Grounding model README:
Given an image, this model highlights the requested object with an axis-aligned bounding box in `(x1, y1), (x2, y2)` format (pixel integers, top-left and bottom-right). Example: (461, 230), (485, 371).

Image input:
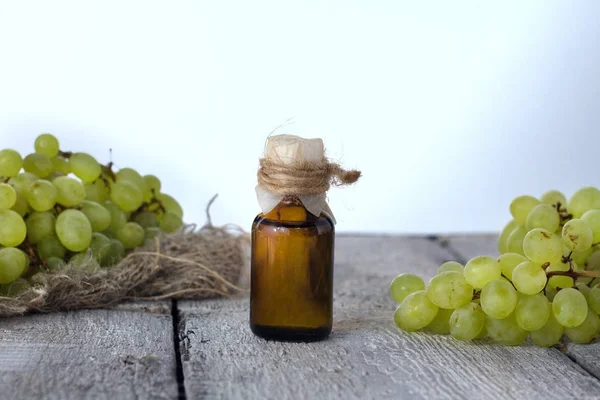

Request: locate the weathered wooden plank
(178, 236), (600, 399)
(445, 234), (600, 380)
(440, 234), (499, 262)
(0, 308), (178, 400)
(111, 300), (172, 315)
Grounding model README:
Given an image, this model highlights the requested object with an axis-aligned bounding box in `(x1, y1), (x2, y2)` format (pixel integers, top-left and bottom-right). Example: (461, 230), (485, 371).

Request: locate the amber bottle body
(250, 196), (334, 341)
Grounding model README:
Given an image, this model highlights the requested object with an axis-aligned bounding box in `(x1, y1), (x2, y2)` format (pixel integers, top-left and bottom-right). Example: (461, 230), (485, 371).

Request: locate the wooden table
(2, 235), (600, 400)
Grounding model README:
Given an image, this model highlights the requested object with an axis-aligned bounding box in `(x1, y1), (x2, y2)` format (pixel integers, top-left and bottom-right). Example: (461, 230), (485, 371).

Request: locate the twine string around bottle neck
(257, 158), (361, 196)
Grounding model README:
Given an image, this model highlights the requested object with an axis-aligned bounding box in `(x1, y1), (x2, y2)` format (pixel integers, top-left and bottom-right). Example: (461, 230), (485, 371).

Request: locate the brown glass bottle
(250, 195), (334, 341)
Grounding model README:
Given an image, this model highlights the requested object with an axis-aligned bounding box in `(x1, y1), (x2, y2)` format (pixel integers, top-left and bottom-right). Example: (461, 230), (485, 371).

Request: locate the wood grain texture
(441, 234), (499, 262)
(445, 234), (600, 380)
(0, 307), (178, 400)
(179, 236), (600, 400)
(111, 300), (172, 315)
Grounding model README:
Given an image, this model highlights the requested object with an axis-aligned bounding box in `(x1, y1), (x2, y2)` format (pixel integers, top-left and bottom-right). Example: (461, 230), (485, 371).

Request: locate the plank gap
(432, 236), (468, 264)
(558, 337), (600, 380)
(171, 299), (187, 400)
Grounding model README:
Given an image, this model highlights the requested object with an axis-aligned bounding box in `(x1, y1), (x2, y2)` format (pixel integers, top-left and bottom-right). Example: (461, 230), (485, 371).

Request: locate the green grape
(0, 183), (17, 210)
(111, 181), (143, 212)
(510, 195), (540, 225)
(572, 247), (593, 266)
(134, 211), (159, 229)
(530, 312), (563, 347)
(160, 211), (183, 233)
(389, 273), (425, 304)
(69, 152), (101, 183)
(522, 228), (562, 264)
(102, 239), (125, 266)
(84, 180), (109, 203)
(51, 155), (70, 174)
(540, 190), (567, 207)
(568, 187), (600, 219)
(506, 225), (527, 255)
(485, 312), (528, 345)
(545, 286), (558, 302)
(0, 247), (28, 284)
(80, 200), (111, 232)
(586, 251), (600, 271)
(449, 303), (485, 341)
(102, 229), (116, 239)
(515, 293), (550, 331)
(34, 133), (60, 158)
(116, 222), (145, 249)
(427, 271), (473, 309)
(393, 290), (439, 332)
(145, 227), (162, 240)
(0, 278), (31, 296)
(0, 210), (27, 247)
(464, 256), (501, 289)
(52, 176), (86, 207)
(26, 179), (57, 212)
(25, 211), (56, 244)
(576, 282), (591, 301)
(475, 324), (488, 339)
(11, 193), (29, 217)
(45, 256), (65, 270)
(37, 235), (67, 260)
(69, 252), (100, 273)
(526, 204), (559, 233)
(480, 279), (517, 319)
(588, 285), (600, 314)
(23, 153), (52, 178)
(553, 287), (588, 327)
(0, 149), (23, 177)
(497, 253), (527, 281)
(426, 308), (453, 334)
(90, 232), (112, 264)
(498, 220), (519, 254)
(9, 172), (39, 193)
(55, 209), (93, 252)
(157, 193), (183, 218)
(582, 210), (600, 243)
(437, 261), (463, 274)
(565, 308), (600, 344)
(512, 261), (547, 295)
(562, 219), (594, 252)
(46, 171), (64, 181)
(104, 200), (127, 231)
(143, 174), (161, 198)
(116, 167), (146, 191)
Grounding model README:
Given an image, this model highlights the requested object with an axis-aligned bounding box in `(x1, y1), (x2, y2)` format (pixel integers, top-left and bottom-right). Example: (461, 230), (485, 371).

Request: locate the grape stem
(546, 270), (600, 279)
(541, 262), (550, 270)
(101, 162), (116, 182)
(131, 192), (166, 220)
(555, 201), (573, 225)
(17, 241), (48, 272)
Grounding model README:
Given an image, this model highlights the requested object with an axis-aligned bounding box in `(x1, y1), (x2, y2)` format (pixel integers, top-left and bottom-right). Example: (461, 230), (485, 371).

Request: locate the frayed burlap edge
(0, 222), (250, 317)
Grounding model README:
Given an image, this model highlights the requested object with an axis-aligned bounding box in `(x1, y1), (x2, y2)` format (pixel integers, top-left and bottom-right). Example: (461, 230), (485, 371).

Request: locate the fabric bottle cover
(255, 134), (335, 221)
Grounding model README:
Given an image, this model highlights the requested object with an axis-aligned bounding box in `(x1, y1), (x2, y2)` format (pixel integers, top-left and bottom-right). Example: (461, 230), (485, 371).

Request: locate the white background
(0, 1), (598, 234)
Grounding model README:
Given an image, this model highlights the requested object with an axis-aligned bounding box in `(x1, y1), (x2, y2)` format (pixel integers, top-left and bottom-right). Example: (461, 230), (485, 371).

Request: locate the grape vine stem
(546, 270), (600, 279)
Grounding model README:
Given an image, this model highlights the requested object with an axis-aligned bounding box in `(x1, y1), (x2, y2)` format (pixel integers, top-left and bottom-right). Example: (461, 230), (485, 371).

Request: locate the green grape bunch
(0, 133), (185, 294)
(390, 188), (600, 347)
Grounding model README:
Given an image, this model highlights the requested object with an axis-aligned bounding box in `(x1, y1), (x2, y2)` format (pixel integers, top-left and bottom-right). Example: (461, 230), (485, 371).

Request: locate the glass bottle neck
(263, 196), (319, 222)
